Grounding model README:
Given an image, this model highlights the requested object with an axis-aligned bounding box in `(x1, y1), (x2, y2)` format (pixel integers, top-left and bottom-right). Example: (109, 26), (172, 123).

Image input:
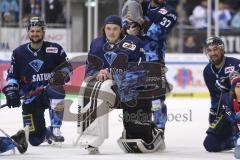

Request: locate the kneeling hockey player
(2, 17), (72, 146)
(77, 15), (165, 154)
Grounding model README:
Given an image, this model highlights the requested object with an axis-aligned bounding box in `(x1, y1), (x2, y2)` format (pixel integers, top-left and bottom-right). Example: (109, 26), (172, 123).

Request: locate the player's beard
(29, 36), (44, 44)
(210, 53), (224, 66)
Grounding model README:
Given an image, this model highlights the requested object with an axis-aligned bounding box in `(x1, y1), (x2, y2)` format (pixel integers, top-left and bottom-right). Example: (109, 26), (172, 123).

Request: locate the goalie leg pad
(119, 99), (164, 153)
(77, 77), (116, 147)
(117, 128), (164, 153)
(122, 99), (152, 143)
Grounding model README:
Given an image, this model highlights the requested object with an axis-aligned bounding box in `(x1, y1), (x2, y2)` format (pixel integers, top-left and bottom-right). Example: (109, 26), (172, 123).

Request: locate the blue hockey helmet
(204, 36), (225, 55)
(27, 17), (46, 31)
(204, 36), (224, 50)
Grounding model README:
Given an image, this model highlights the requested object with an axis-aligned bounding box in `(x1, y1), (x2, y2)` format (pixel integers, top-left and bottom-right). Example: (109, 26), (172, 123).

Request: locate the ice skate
(11, 130), (28, 154)
(86, 145), (99, 154)
(47, 127), (64, 146)
(234, 137), (240, 159)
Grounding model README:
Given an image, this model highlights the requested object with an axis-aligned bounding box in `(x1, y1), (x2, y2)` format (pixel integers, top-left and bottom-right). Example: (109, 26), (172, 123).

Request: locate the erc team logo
(224, 66), (235, 74)
(122, 42), (136, 51)
(46, 47), (58, 53)
(158, 8), (168, 15)
(104, 51), (117, 65)
(174, 68), (193, 88)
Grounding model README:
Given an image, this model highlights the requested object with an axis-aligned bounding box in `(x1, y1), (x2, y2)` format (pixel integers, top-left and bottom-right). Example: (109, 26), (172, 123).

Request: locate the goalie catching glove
(49, 70), (69, 85)
(2, 83), (21, 108)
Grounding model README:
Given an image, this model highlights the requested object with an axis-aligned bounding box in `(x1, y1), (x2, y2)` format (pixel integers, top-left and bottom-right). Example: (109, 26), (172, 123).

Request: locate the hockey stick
(0, 85), (48, 109)
(0, 103), (8, 109)
(216, 92), (223, 117)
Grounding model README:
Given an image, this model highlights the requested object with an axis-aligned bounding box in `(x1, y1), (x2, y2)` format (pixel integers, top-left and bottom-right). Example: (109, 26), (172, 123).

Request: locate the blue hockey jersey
(86, 34), (144, 76)
(6, 41), (72, 104)
(203, 57), (240, 111)
(142, 1), (177, 62)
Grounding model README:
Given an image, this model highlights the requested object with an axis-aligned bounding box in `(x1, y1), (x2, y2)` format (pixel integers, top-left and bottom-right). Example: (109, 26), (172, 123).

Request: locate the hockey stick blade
(0, 103), (8, 109)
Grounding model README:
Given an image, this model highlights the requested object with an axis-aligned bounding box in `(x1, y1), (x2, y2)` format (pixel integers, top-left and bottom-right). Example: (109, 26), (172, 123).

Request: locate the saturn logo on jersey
(122, 42), (136, 51)
(32, 73), (52, 82)
(29, 59), (44, 72)
(46, 47), (58, 53)
(104, 51), (118, 65)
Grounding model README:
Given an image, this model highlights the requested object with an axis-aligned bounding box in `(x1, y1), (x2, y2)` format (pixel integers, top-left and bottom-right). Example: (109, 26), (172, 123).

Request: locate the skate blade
(158, 140), (166, 150)
(12, 148), (16, 155)
(87, 148), (99, 154)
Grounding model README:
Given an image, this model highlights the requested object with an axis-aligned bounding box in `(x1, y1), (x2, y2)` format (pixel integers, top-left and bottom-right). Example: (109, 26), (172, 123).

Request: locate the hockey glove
(2, 83), (21, 108)
(49, 70), (69, 85)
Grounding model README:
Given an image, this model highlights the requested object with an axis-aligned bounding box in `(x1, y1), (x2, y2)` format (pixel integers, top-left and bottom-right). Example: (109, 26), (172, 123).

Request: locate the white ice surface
(0, 98), (236, 160)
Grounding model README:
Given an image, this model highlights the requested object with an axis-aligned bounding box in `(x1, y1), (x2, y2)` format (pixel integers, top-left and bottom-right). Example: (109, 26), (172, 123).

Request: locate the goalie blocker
(76, 76), (165, 153)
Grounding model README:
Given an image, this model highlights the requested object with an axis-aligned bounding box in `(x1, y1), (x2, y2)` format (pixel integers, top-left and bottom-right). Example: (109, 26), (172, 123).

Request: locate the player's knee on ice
(203, 135), (222, 152)
(204, 113), (235, 152)
(28, 129), (46, 146)
(203, 134), (234, 152)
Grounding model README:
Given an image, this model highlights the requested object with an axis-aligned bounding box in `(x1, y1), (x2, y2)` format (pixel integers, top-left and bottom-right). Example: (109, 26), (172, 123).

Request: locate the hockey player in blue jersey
(203, 36), (240, 152)
(141, 0), (177, 145)
(77, 15), (164, 154)
(0, 129), (28, 154)
(2, 17), (72, 146)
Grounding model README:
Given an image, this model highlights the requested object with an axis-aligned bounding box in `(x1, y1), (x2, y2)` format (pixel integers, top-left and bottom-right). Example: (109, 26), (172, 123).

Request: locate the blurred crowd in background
(0, 0), (64, 26)
(0, 0), (240, 53)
